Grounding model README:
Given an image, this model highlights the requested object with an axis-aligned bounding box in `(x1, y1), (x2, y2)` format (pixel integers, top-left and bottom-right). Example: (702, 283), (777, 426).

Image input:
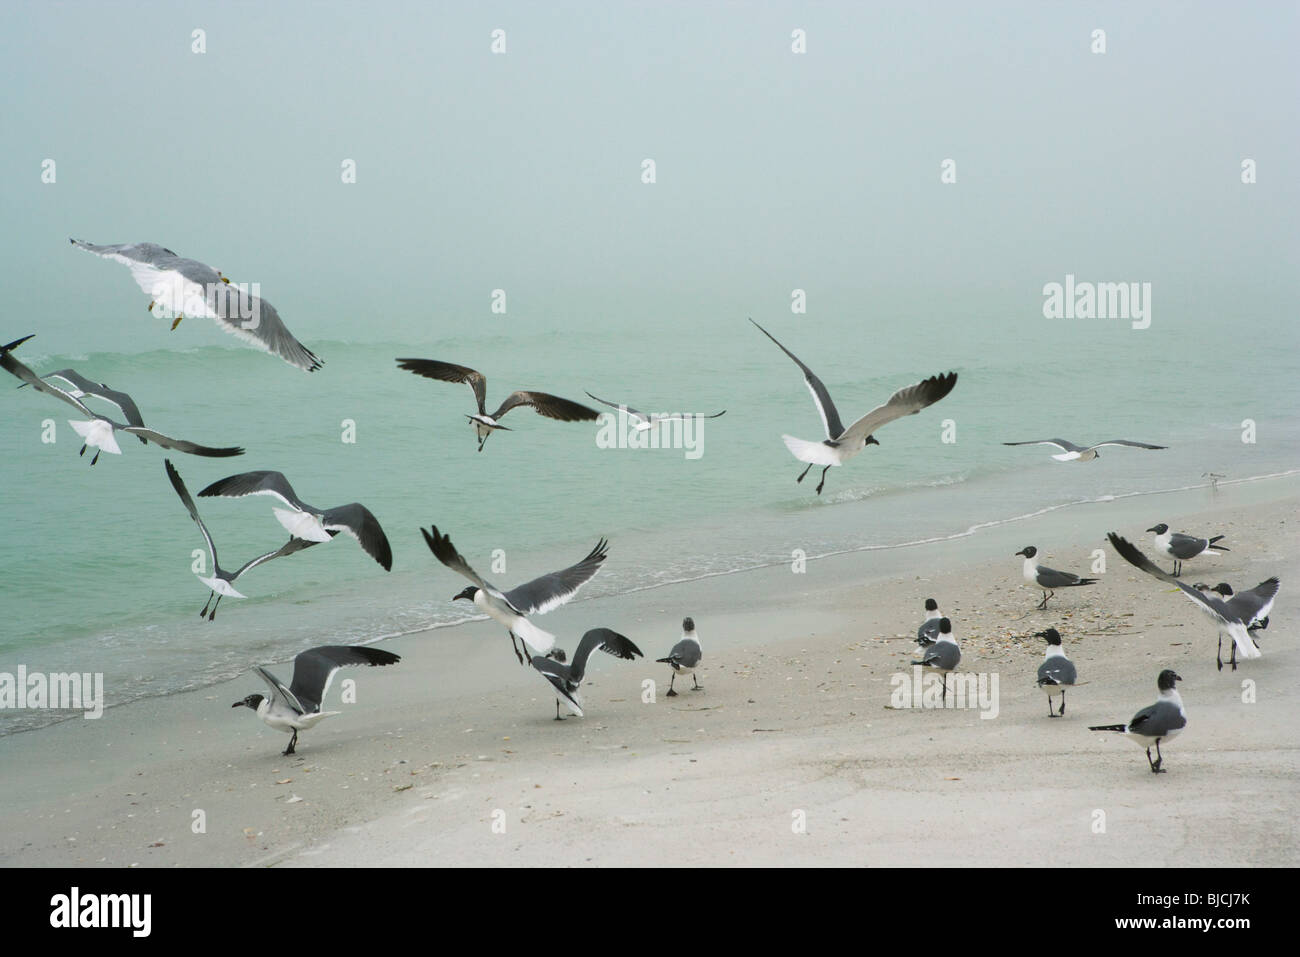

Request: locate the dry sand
(2, 473), (1296, 867)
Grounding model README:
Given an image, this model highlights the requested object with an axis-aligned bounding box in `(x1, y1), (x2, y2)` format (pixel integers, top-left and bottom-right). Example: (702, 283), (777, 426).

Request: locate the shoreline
(4, 467), (1296, 740)
(1, 471), (1296, 866)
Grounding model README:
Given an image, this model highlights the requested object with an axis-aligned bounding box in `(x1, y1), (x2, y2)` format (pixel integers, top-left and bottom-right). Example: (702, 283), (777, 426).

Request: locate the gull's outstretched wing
(1, 336), (96, 418)
(1003, 439), (1084, 452)
(503, 538), (609, 616)
(286, 645), (401, 715)
(490, 391), (600, 423)
(43, 369), (146, 434)
(1086, 440), (1167, 452)
(396, 359), (488, 415)
(121, 426), (244, 457)
(749, 318), (843, 440)
(166, 459), (220, 572)
(420, 525), (494, 592)
(837, 372), (958, 444)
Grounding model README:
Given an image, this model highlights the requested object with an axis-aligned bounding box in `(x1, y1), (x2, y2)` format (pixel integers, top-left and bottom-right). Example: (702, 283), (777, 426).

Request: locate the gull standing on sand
(1108, 532), (1272, 671)
(583, 392), (726, 431)
(1, 336), (244, 465)
(910, 617), (960, 705)
(1147, 523), (1228, 577)
(198, 470), (393, 571)
(1035, 628), (1077, 717)
(420, 525), (609, 665)
(70, 240), (322, 372)
(1089, 670), (1186, 773)
(530, 628), (643, 720)
(232, 645), (401, 755)
(1015, 546), (1098, 610)
(749, 318), (957, 496)
(166, 460), (318, 620)
(657, 617), (702, 696)
(915, 598), (943, 648)
(396, 358), (600, 451)
(1002, 438), (1166, 462)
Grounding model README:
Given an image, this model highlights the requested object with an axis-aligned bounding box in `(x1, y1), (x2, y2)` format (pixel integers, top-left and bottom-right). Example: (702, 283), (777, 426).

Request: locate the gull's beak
(231, 701), (246, 709)
(1145, 526), (1160, 533)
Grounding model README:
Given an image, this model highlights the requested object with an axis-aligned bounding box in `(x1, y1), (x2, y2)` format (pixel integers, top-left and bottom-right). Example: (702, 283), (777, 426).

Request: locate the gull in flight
(530, 628), (643, 720)
(2, 335), (244, 465)
(71, 239), (322, 372)
(166, 459), (317, 620)
(749, 318), (957, 495)
(1002, 438), (1166, 462)
(198, 470), (393, 571)
(584, 392), (726, 431)
(421, 525), (609, 664)
(233, 645), (401, 755)
(1107, 532), (1272, 670)
(396, 358), (599, 451)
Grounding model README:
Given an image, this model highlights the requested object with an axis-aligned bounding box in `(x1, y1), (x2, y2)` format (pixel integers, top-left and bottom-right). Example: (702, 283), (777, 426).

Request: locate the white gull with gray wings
(1089, 670), (1186, 773)
(1, 335), (244, 465)
(1002, 437), (1166, 462)
(198, 470), (393, 571)
(748, 318), (957, 495)
(656, 617), (702, 696)
(70, 240), (322, 372)
(396, 358), (599, 451)
(1035, 628), (1077, 717)
(232, 645), (401, 755)
(1108, 532), (1270, 670)
(166, 459), (319, 620)
(1015, 546), (1098, 609)
(421, 525), (608, 665)
(584, 391), (726, 431)
(910, 617), (960, 705)
(530, 628), (643, 720)
(1147, 523), (1228, 577)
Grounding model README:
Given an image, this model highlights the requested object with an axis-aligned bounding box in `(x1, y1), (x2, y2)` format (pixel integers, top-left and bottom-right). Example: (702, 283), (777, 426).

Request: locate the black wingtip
(1, 334), (35, 354)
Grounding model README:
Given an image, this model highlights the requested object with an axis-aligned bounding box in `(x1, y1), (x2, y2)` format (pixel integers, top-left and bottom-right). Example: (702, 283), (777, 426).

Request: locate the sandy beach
(2, 473), (1296, 868)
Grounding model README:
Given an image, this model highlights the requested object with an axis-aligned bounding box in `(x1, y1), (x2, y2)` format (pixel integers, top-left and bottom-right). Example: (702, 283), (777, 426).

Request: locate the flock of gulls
(5, 239), (1283, 773)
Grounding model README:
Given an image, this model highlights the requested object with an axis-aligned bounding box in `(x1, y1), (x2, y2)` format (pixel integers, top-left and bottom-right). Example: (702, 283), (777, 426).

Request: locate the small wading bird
(1002, 437), (1166, 462)
(584, 392), (726, 431)
(657, 617), (703, 696)
(166, 460), (317, 620)
(421, 525), (609, 664)
(1015, 546), (1098, 609)
(70, 240), (322, 372)
(530, 628), (643, 720)
(1147, 523), (1228, 577)
(1109, 532), (1272, 671)
(1089, 670), (1186, 773)
(1, 335), (244, 464)
(910, 617), (960, 705)
(232, 645), (401, 755)
(198, 470), (393, 571)
(749, 318), (957, 495)
(396, 358), (599, 451)
(1035, 628), (1077, 717)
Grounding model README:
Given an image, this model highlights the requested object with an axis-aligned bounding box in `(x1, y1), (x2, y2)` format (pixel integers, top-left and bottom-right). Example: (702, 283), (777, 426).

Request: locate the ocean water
(2, 308), (1298, 734)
